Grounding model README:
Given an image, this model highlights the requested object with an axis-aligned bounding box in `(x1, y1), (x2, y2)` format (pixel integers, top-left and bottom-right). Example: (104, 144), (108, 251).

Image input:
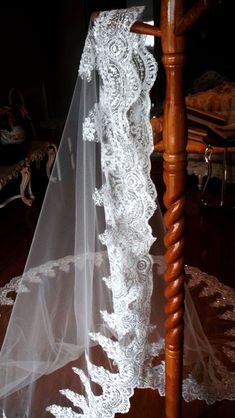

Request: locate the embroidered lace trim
(1, 7), (235, 416)
(1, 259), (235, 409)
(48, 7), (159, 416)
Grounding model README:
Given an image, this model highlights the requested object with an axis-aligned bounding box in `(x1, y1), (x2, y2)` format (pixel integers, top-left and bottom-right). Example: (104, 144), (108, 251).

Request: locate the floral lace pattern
(186, 265), (235, 333)
(47, 6), (159, 417)
(184, 266), (235, 403)
(1, 260), (235, 409)
(1, 7), (235, 417)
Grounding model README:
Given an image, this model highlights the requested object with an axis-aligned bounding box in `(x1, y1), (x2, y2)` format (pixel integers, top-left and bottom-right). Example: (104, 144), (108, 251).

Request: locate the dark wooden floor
(0, 158), (234, 417)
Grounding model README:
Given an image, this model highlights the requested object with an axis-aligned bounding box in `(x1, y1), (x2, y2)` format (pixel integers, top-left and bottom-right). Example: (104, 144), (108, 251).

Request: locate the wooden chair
(0, 159), (33, 208)
(0, 86), (58, 208)
(0, 141), (57, 209)
(201, 131), (235, 206)
(153, 113), (235, 204)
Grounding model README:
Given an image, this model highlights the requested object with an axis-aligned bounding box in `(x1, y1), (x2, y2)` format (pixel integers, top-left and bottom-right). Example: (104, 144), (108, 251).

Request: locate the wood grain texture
(161, 1), (187, 417)
(131, 21), (161, 37)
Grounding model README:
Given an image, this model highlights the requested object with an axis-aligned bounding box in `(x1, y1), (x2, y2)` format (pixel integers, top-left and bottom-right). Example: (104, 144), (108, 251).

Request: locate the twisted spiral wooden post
(163, 161), (186, 418)
(161, 1), (187, 417)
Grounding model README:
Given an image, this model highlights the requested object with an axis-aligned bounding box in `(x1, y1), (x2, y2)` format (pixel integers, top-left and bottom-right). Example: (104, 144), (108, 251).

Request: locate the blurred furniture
(0, 141), (57, 209)
(186, 71), (235, 124)
(201, 129), (235, 206)
(0, 84), (61, 208)
(152, 72), (235, 206)
(186, 72), (235, 197)
(186, 92), (235, 205)
(0, 159), (32, 208)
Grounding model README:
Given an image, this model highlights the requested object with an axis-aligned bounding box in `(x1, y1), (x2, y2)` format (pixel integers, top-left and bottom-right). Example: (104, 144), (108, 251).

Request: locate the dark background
(0, 0), (234, 119)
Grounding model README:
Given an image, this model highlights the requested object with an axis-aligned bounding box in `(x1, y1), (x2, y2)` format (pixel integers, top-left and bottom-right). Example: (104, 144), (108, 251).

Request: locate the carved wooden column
(159, 1), (222, 416)
(131, 2), (221, 415)
(160, 2), (187, 417)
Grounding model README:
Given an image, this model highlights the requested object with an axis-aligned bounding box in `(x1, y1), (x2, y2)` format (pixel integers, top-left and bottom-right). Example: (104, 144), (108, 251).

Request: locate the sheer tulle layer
(0, 7), (234, 418)
(0, 261), (235, 412)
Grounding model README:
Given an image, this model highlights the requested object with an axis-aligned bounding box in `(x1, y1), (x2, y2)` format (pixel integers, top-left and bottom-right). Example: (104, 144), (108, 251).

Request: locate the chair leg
(201, 145), (213, 205)
(20, 165), (33, 206)
(46, 145), (57, 178)
(197, 174), (203, 191)
(220, 148), (227, 207)
(27, 174), (35, 201)
(0, 165), (33, 209)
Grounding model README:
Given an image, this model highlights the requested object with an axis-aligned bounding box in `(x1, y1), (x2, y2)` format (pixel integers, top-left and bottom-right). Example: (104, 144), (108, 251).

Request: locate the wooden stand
(132, 1), (221, 417)
(160, 2), (187, 417)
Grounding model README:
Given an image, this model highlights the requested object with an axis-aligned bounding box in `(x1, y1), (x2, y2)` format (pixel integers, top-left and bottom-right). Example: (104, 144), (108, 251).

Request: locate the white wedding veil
(0, 7), (234, 418)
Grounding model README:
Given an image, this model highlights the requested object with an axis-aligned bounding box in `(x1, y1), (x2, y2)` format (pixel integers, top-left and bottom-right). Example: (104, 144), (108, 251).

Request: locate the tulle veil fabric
(0, 6), (234, 418)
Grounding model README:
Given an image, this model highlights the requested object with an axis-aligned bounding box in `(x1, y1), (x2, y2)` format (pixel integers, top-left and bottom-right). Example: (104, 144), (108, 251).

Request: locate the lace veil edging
(0, 6), (234, 418)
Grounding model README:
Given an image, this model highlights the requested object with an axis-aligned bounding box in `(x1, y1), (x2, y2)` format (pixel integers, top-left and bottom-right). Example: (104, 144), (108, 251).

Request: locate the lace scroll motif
(1, 261), (235, 408)
(47, 6), (159, 417)
(78, 28), (96, 82)
(2, 6), (234, 417)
